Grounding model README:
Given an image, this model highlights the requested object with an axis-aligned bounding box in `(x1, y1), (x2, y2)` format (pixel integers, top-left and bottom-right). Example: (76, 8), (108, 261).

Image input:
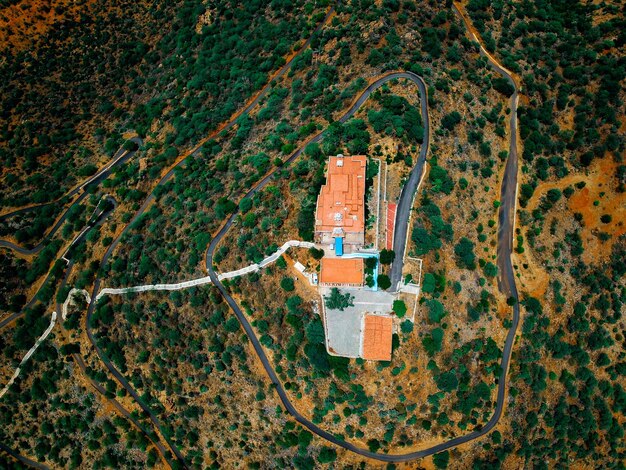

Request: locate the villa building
(314, 154), (366, 250)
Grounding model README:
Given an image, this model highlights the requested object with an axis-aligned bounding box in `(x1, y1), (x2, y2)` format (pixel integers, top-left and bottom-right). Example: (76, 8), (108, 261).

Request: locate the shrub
(393, 300), (407, 318)
(379, 249), (395, 265)
(454, 237), (476, 269)
(324, 288), (354, 311)
(280, 277), (295, 292)
(377, 274), (392, 290)
(309, 247), (324, 260)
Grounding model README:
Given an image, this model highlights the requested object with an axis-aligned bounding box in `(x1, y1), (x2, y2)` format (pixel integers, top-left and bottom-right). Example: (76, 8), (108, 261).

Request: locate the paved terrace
(321, 287), (395, 358)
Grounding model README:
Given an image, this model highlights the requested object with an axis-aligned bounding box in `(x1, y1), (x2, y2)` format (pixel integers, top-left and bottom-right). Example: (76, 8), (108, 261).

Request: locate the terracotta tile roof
(319, 258), (364, 286)
(362, 315), (392, 361)
(315, 155), (366, 234)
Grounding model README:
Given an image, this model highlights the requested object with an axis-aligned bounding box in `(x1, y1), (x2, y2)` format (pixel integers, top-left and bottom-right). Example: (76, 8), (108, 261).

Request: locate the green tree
(318, 447), (337, 464)
(377, 274), (392, 290)
(433, 451), (450, 468)
(367, 439), (381, 453)
(546, 188), (562, 203)
(427, 299), (446, 323)
(422, 328), (444, 356)
(400, 320), (414, 334)
(422, 272), (436, 293)
(309, 247), (325, 260)
(224, 317), (240, 333)
(305, 318), (325, 344)
(441, 111), (462, 130)
(365, 256), (378, 270)
(454, 237), (476, 269)
(280, 277), (295, 292)
(492, 77), (514, 96)
(239, 198), (253, 213)
(483, 261), (498, 277)
(324, 288), (354, 311)
(379, 249), (395, 265)
(393, 300), (407, 318)
(123, 139), (139, 151)
(436, 371), (458, 392)
(412, 226), (441, 255)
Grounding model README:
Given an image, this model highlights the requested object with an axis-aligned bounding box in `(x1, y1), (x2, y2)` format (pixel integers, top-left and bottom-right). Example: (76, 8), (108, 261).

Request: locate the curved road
(1, 5), (341, 468)
(3, 2), (522, 465)
(0, 442), (49, 470)
(0, 196), (118, 331)
(204, 15), (521, 464)
(388, 78), (429, 291)
(0, 137), (142, 255)
(85, 287), (188, 467)
(203, 71), (495, 461)
(54, 266), (174, 468)
(78, 6), (342, 469)
(1, 194), (177, 467)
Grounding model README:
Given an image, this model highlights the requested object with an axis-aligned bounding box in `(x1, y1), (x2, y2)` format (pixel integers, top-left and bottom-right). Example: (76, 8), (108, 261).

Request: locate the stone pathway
(96, 240), (314, 299)
(0, 312), (57, 400)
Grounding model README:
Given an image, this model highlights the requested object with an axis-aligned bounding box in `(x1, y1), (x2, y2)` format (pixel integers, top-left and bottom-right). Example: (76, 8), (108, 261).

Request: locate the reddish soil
(567, 158), (625, 263)
(0, 0), (96, 52)
(386, 202), (397, 250)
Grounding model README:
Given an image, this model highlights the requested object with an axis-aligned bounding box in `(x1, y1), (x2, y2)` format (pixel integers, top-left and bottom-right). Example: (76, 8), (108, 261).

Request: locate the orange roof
(315, 156), (366, 234)
(320, 258), (363, 285)
(362, 315), (392, 361)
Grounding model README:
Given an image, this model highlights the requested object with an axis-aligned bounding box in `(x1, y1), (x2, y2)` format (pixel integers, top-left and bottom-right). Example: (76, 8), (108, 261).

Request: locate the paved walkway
(62, 289), (91, 320)
(0, 312), (57, 400)
(96, 240), (314, 299)
(2, 240), (314, 399)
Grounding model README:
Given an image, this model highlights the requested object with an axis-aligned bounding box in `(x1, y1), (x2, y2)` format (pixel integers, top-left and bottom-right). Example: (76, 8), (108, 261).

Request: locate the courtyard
(320, 287), (395, 359)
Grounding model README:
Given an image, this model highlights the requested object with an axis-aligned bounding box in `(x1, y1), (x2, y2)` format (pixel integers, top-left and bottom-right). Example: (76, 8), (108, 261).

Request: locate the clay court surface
(320, 257), (364, 286)
(386, 202), (396, 250)
(362, 315), (393, 361)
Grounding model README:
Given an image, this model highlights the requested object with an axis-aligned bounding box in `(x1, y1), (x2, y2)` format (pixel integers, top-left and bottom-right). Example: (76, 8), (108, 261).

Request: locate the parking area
(321, 287), (395, 358)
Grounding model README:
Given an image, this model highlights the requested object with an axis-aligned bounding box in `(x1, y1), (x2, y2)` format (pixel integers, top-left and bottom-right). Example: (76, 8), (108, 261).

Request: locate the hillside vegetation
(0, 0), (624, 468)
